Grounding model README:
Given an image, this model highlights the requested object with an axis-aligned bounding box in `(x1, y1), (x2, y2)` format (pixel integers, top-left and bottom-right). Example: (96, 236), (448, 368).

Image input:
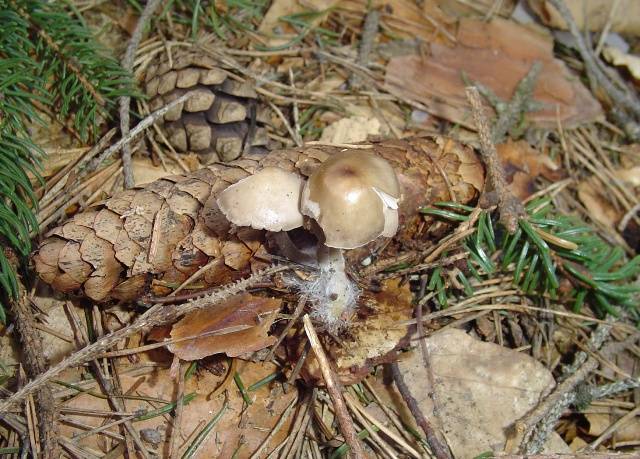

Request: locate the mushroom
(300, 151), (401, 324)
(216, 151), (401, 327)
(216, 167), (305, 231)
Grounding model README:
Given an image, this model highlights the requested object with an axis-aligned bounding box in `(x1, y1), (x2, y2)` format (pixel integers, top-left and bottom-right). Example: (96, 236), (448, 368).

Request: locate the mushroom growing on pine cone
(32, 138), (484, 325)
(145, 50), (271, 163)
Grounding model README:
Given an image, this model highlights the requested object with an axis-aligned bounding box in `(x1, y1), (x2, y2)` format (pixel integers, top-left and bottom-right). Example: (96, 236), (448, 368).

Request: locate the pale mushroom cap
(301, 151), (401, 249)
(217, 167), (305, 231)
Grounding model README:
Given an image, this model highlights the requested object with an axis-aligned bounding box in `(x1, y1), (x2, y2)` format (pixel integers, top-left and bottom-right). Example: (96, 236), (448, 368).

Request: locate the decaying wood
(33, 136), (484, 302)
(9, 285), (59, 458)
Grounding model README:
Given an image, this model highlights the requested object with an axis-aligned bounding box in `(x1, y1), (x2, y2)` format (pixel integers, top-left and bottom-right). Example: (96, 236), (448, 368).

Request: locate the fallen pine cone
(145, 50), (270, 163)
(33, 136), (484, 302)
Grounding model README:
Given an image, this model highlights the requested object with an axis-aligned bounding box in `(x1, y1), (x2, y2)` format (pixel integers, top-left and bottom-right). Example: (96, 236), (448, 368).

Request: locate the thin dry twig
(88, 91), (194, 172)
(7, 283), (59, 459)
(0, 265), (287, 413)
(169, 358), (185, 459)
(119, 0), (164, 189)
(546, 0), (640, 133)
(466, 86), (526, 233)
(506, 323), (630, 454)
(349, 8), (380, 90)
(302, 314), (365, 459)
(389, 361), (452, 459)
(63, 302), (150, 458)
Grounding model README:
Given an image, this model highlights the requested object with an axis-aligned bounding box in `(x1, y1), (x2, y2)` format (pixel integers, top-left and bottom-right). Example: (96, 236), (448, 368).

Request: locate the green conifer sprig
(420, 200), (640, 320)
(0, 0), (135, 322)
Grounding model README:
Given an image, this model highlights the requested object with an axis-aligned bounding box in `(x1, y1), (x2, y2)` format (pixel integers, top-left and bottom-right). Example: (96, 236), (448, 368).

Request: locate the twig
(546, 0), (640, 122)
(506, 323), (624, 454)
(302, 314), (365, 459)
(465, 86), (526, 233)
(491, 62), (542, 143)
(389, 361), (452, 459)
(248, 393), (299, 459)
(169, 358), (185, 459)
(588, 404), (640, 450)
(88, 91), (194, 173)
(588, 377), (640, 400)
(349, 9), (380, 89)
(8, 283), (59, 458)
(0, 265), (287, 412)
(119, 0), (164, 189)
(265, 294), (307, 362)
(63, 302), (150, 458)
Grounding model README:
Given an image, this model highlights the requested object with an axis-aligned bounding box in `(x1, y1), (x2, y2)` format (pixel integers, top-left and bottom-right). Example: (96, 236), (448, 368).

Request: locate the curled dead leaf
(497, 140), (564, 200)
(169, 293), (282, 360)
(298, 278), (413, 385)
(577, 178), (623, 229)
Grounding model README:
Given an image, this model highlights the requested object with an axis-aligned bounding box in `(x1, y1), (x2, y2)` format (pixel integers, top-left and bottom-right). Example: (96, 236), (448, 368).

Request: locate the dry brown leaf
(168, 293), (282, 360)
(435, 0), (517, 17)
(615, 165), (640, 187)
(603, 46), (640, 81)
(569, 435), (589, 451)
(385, 17), (603, 129)
(319, 116), (383, 144)
(585, 411), (640, 443)
(577, 178), (622, 228)
(340, 0), (455, 44)
(497, 140), (564, 200)
(300, 278), (413, 385)
(528, 0), (640, 35)
(258, 0), (338, 45)
(58, 362), (295, 458)
(132, 157), (185, 187)
(368, 329), (570, 458)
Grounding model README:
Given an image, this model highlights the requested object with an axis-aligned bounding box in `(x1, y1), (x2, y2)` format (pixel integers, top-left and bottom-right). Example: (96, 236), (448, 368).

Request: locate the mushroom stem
(315, 245), (358, 324)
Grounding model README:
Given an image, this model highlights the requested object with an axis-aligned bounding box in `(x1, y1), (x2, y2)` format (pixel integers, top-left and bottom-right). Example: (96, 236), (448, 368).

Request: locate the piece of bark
(385, 17), (602, 130)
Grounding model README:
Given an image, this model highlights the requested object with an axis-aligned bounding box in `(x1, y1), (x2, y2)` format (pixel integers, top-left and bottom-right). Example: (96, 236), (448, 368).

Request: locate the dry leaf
(300, 279), (413, 385)
(259, 0), (338, 46)
(435, 0), (517, 17)
(319, 116), (383, 144)
(385, 17), (602, 129)
(577, 178), (622, 228)
(168, 293), (282, 360)
(569, 435), (589, 451)
(132, 157), (186, 187)
(58, 362), (295, 458)
(603, 46), (640, 81)
(497, 140), (564, 200)
(340, 0), (455, 44)
(369, 329), (570, 458)
(585, 411), (640, 442)
(615, 165), (640, 187)
(528, 0), (640, 36)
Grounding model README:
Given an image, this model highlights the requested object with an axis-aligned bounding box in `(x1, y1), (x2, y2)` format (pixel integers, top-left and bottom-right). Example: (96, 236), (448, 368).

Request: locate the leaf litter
(2, 0), (640, 458)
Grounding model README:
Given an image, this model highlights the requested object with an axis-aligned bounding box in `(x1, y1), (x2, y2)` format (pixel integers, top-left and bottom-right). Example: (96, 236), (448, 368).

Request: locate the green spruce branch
(0, 0), (135, 322)
(420, 200), (640, 321)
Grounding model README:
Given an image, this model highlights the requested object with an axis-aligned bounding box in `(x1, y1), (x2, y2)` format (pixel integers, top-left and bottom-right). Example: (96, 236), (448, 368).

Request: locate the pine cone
(33, 137), (484, 302)
(145, 51), (270, 162)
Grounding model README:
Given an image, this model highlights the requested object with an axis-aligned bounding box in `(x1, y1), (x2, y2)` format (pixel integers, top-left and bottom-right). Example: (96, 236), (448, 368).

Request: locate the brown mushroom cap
(217, 167), (305, 231)
(301, 151), (401, 249)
